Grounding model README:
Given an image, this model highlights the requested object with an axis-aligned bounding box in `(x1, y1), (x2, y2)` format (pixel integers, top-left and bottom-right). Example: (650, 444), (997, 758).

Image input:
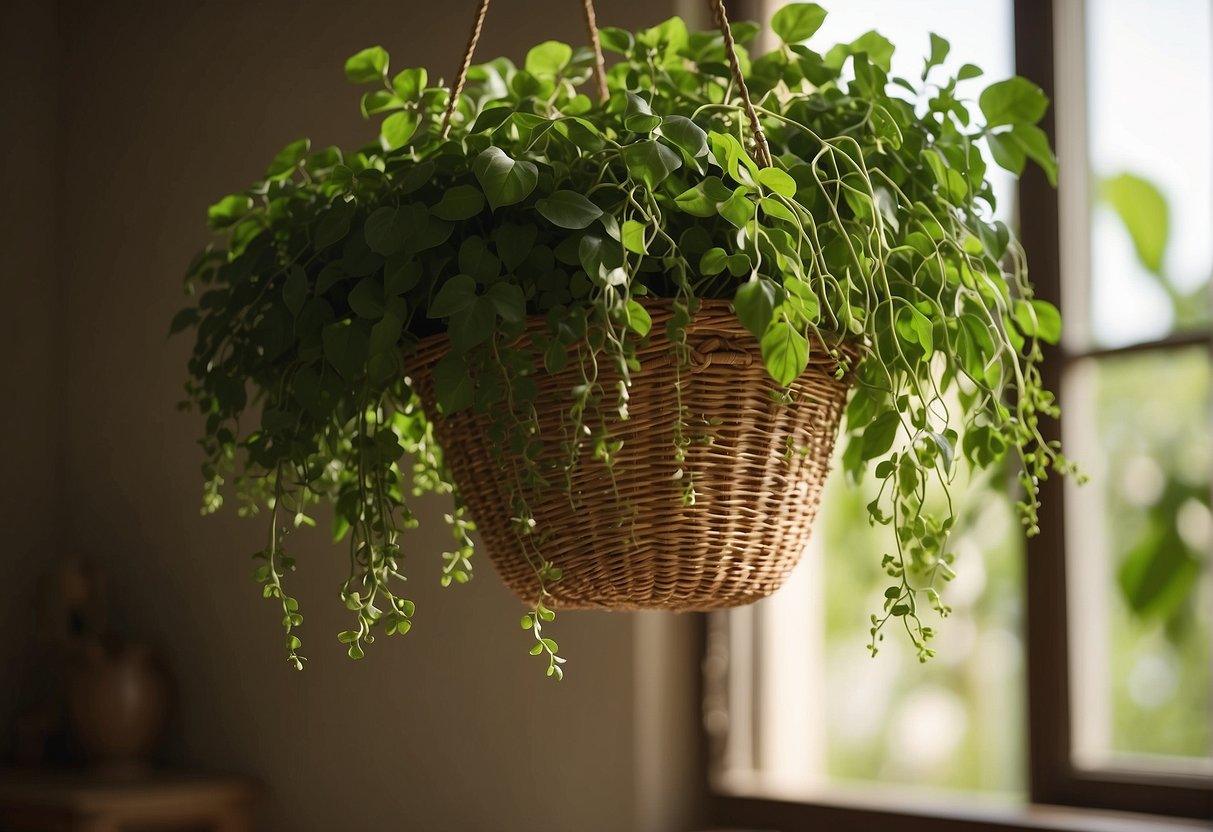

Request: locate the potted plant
(175, 1), (1075, 676)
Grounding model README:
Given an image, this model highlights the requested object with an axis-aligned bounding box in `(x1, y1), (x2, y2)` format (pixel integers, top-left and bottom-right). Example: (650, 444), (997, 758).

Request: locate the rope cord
(709, 0), (771, 168)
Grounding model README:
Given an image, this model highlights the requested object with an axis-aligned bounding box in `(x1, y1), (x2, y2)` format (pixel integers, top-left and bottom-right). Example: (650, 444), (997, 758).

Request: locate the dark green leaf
(348, 277), (385, 318)
(432, 353), (474, 413)
(283, 265), (308, 316)
(622, 141), (682, 189)
(486, 283), (525, 323)
(428, 274), (478, 318)
(431, 184), (485, 221)
(322, 321), (369, 379)
(536, 190), (603, 229)
(364, 206), (415, 256)
(473, 147), (539, 210)
(659, 115), (708, 159)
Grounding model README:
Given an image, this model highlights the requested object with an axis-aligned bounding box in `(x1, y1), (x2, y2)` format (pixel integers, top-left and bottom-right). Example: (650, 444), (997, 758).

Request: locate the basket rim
(404, 297), (861, 370)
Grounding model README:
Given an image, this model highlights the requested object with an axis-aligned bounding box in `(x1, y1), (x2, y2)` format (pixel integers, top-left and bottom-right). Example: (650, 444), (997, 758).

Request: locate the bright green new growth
(177, 5), (1075, 674)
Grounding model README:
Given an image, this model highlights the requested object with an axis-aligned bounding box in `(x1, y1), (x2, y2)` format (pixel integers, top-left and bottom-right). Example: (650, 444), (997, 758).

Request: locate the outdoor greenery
(176, 4), (1072, 674)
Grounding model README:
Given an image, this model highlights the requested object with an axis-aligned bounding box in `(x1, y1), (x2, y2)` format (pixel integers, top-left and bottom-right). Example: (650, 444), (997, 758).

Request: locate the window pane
(1066, 348), (1213, 772)
(1086, 0), (1213, 348)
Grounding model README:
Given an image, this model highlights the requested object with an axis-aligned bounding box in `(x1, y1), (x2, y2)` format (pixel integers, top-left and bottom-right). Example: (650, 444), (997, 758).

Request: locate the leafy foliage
(177, 5), (1074, 673)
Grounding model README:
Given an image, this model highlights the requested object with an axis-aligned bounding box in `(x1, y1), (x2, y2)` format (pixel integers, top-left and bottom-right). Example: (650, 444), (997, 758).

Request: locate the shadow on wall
(0, 2), (705, 830)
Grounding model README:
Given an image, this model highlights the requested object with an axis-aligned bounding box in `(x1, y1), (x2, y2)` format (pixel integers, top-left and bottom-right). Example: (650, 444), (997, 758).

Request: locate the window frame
(705, 0), (1213, 827)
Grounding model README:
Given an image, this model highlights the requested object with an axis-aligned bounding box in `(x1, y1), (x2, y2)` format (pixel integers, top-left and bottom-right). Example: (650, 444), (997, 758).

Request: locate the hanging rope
(441, 0), (492, 138)
(581, 0), (609, 103)
(441, 0), (609, 138)
(708, 0), (771, 168)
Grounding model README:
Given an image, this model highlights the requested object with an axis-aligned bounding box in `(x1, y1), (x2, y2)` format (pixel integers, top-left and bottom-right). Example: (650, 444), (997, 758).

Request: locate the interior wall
(0, 1), (61, 751)
(40, 1), (704, 829)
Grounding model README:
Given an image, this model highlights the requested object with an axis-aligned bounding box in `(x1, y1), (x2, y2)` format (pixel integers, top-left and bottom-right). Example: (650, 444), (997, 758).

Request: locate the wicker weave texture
(409, 300), (851, 611)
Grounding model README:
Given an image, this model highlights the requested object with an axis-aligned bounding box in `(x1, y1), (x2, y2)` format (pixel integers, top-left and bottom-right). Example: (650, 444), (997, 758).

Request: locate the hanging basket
(408, 301), (853, 611)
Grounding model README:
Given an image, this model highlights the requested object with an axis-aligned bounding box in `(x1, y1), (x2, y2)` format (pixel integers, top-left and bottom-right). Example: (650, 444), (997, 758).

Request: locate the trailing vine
(177, 5), (1075, 674)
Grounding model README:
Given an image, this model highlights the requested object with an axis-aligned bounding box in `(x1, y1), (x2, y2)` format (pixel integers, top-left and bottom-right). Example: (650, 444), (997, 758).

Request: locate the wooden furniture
(0, 770), (259, 831)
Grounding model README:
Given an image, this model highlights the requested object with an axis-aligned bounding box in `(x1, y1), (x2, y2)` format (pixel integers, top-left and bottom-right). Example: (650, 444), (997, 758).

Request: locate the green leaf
(700, 247), (728, 276)
(850, 31), (894, 72)
(267, 138), (310, 179)
(718, 189), (756, 228)
(862, 411), (901, 460)
(345, 46), (389, 83)
(361, 90), (404, 117)
(473, 147), (539, 211)
(958, 63), (983, 80)
(536, 190), (603, 229)
(734, 279), (777, 339)
(771, 3), (828, 44)
(659, 115), (709, 159)
(622, 141), (682, 189)
(979, 76), (1049, 127)
(380, 111), (420, 150)
(431, 185), (485, 221)
(599, 27), (634, 53)
(391, 67), (427, 100)
(987, 131), (1026, 176)
(283, 266), (308, 316)
(428, 274), (479, 318)
(757, 167), (796, 198)
(674, 176), (732, 217)
(621, 220), (647, 255)
(760, 321), (808, 386)
(625, 300), (652, 336)
(322, 321), (369, 379)
(207, 194), (252, 229)
(625, 113), (663, 133)
(1014, 298), (1062, 345)
(1008, 125), (1057, 186)
(760, 196), (798, 223)
(525, 40), (573, 77)
(432, 353), (474, 412)
(924, 33), (950, 78)
(1100, 172), (1168, 275)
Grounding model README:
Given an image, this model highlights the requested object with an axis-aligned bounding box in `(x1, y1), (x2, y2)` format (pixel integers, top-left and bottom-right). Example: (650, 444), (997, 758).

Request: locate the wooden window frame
(705, 0), (1213, 828)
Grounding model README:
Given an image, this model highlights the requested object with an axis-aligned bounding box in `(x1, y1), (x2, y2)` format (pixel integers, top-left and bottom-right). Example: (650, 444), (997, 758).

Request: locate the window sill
(710, 794), (1212, 832)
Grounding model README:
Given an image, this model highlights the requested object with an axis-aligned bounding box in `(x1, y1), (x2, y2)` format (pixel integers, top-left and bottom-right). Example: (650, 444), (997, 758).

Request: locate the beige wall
(2, 1), (706, 828)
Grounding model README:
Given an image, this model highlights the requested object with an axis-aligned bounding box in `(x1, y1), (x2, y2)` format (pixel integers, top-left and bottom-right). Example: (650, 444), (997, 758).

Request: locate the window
(707, 0), (1213, 826)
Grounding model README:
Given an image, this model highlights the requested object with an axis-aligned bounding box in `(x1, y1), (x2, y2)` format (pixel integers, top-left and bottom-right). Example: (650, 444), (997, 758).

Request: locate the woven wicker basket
(408, 300), (852, 611)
